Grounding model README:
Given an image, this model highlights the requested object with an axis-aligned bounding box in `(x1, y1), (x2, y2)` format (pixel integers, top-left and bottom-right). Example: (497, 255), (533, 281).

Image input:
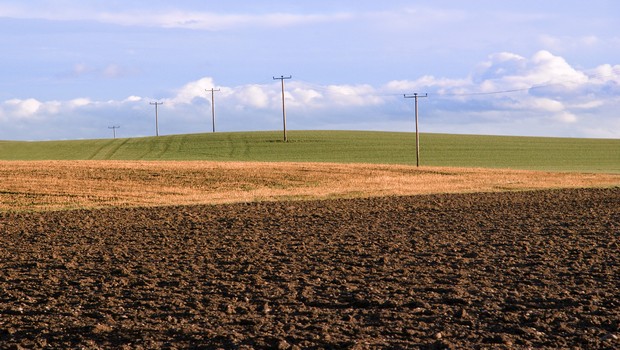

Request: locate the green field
(0, 130), (618, 173)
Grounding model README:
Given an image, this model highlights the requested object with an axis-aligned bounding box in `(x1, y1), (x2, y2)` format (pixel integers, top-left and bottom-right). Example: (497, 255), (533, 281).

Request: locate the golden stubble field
(0, 160), (618, 212)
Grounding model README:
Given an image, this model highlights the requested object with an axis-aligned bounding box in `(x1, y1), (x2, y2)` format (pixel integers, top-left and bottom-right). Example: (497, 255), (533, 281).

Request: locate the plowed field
(1, 188), (618, 349)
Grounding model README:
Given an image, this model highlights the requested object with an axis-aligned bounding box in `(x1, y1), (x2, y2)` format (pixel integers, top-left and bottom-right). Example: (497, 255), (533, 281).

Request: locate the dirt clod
(0, 188), (618, 348)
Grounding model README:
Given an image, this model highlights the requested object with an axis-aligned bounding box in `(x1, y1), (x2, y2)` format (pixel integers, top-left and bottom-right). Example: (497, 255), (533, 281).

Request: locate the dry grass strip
(0, 160), (618, 212)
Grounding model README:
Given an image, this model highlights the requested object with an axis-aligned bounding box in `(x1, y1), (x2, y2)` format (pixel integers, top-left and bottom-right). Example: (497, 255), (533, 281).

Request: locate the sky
(0, 1), (619, 141)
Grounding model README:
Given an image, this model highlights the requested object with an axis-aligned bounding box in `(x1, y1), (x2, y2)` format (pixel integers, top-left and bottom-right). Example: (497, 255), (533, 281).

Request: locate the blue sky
(0, 1), (619, 140)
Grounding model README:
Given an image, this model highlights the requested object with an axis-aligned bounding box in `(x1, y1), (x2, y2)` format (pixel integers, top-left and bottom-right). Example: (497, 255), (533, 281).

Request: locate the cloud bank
(0, 4), (354, 30)
(1, 51), (618, 140)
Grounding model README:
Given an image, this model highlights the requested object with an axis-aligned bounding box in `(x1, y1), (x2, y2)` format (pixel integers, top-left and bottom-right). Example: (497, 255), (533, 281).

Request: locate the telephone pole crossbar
(150, 101), (164, 137)
(404, 93), (428, 167)
(108, 125), (120, 139)
(206, 88), (221, 133)
(273, 75), (292, 142)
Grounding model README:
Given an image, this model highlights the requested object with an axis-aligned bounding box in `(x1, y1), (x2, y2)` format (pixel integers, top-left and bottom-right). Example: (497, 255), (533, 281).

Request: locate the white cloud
(385, 50), (620, 132)
(472, 50), (588, 90)
(492, 52), (526, 62)
(0, 4), (353, 30)
(68, 98), (91, 108)
(4, 98), (42, 118)
(528, 50), (588, 85)
(569, 100), (605, 109)
(95, 11), (354, 30)
(124, 96), (142, 103)
(0, 51), (619, 140)
(0, 98), (69, 121)
(324, 84), (383, 107)
(553, 111), (578, 124)
(167, 77), (216, 105)
(590, 64), (620, 82)
(235, 84), (273, 109)
(165, 78), (387, 111)
(385, 76), (470, 94)
(519, 98), (565, 113)
(290, 87), (323, 107)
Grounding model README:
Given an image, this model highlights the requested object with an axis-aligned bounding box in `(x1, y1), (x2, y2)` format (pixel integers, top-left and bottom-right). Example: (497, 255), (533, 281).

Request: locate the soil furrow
(0, 188), (618, 348)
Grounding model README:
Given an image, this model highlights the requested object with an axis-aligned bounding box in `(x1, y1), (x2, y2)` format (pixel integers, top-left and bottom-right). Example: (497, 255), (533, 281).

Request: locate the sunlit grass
(0, 131), (618, 173)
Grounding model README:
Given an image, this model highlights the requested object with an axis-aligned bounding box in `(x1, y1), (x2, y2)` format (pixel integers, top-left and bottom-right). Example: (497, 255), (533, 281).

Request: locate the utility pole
(206, 88), (220, 133)
(108, 125), (120, 139)
(404, 93), (428, 167)
(150, 101), (163, 137)
(273, 75), (292, 142)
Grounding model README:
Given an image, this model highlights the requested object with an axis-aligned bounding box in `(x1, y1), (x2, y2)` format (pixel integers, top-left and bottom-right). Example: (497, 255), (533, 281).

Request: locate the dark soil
(0, 188), (619, 349)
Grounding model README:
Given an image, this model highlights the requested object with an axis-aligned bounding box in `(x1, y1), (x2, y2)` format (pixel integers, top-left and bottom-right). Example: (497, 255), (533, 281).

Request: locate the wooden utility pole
(273, 75), (292, 142)
(404, 93), (428, 167)
(150, 101), (163, 136)
(108, 125), (120, 139)
(206, 88), (220, 133)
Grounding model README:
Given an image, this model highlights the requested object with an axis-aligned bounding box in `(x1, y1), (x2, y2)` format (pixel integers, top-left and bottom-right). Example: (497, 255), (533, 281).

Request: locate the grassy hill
(0, 130), (618, 173)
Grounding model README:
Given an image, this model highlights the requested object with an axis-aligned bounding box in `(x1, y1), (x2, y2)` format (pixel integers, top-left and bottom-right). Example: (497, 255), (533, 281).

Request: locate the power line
(108, 125), (120, 139)
(440, 87), (532, 97)
(437, 84), (556, 97)
(149, 101), (163, 137)
(404, 93), (427, 167)
(297, 75), (614, 99)
(206, 88), (220, 133)
(432, 74), (607, 97)
(273, 75), (292, 142)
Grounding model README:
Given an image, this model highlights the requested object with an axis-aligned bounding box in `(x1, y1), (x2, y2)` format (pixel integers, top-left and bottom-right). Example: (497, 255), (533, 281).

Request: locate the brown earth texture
(0, 187), (619, 349)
